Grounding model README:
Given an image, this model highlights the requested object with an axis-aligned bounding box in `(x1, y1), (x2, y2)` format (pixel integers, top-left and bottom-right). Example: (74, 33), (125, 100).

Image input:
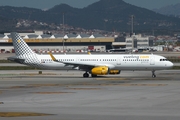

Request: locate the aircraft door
(76, 57), (80, 62)
(116, 57), (121, 65)
(150, 56), (155, 65)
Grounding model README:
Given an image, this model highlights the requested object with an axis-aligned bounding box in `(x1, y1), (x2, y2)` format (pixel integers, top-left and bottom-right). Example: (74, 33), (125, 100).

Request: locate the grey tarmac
(0, 70), (180, 120)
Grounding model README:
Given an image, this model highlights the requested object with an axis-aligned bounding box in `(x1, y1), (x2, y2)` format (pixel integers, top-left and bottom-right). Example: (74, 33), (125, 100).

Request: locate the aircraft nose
(168, 62), (174, 68)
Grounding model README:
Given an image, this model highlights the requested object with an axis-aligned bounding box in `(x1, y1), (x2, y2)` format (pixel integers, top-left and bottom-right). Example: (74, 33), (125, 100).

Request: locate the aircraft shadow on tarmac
(3, 75), (172, 81)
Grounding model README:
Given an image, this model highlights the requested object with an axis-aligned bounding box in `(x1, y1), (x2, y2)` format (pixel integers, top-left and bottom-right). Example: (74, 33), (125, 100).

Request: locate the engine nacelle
(91, 66), (109, 75)
(109, 70), (121, 74)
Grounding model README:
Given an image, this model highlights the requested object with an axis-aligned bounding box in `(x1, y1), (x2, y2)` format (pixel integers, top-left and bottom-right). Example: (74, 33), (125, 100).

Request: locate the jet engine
(91, 66), (109, 75)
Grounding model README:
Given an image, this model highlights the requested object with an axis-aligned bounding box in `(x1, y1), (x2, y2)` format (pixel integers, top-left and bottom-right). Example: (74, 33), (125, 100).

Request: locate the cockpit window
(160, 59), (168, 61)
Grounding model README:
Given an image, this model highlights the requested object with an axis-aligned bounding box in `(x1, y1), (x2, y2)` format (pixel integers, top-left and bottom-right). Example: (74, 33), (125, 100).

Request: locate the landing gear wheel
(91, 74), (97, 77)
(152, 71), (156, 78)
(83, 73), (89, 78)
(152, 75), (156, 78)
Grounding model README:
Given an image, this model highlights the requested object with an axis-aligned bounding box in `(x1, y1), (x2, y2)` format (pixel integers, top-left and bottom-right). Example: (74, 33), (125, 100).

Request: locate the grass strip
(0, 66), (39, 70)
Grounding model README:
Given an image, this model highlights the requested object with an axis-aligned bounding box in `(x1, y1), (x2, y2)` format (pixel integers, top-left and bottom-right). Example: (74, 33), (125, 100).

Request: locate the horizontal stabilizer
(7, 56), (25, 64)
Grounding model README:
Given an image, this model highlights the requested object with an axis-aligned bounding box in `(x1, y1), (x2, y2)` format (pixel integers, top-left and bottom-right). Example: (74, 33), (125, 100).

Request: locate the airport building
(0, 31), (114, 53)
(0, 31), (155, 53)
(112, 34), (154, 49)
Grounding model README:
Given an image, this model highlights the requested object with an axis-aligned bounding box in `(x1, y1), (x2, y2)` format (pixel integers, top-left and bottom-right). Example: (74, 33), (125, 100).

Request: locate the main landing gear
(91, 74), (97, 77)
(152, 70), (156, 78)
(83, 72), (97, 78)
(83, 72), (89, 78)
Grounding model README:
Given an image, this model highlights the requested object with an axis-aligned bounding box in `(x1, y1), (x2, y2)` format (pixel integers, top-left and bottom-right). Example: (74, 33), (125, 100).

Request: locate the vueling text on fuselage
(124, 56), (149, 59)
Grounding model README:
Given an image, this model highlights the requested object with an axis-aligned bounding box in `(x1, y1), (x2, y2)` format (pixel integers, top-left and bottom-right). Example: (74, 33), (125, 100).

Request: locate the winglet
(48, 52), (57, 61)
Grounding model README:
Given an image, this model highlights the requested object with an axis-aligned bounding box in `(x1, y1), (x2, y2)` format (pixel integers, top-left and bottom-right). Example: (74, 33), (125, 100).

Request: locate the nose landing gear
(152, 70), (156, 78)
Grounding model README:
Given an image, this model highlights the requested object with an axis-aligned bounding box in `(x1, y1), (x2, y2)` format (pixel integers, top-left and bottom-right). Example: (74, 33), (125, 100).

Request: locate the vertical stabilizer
(11, 32), (35, 56)
(10, 32), (41, 67)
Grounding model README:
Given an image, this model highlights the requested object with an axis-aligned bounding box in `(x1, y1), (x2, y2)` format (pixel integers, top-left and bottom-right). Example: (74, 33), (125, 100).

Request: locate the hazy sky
(0, 0), (179, 10)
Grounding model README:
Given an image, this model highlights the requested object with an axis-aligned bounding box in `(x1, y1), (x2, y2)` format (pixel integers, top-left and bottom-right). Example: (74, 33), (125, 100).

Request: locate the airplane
(8, 32), (173, 78)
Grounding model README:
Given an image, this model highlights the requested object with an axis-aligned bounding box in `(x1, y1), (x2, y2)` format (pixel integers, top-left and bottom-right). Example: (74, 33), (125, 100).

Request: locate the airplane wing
(48, 52), (115, 70)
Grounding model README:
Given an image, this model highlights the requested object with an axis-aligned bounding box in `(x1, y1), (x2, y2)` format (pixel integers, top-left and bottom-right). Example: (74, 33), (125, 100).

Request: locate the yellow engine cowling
(109, 70), (121, 74)
(91, 66), (109, 75)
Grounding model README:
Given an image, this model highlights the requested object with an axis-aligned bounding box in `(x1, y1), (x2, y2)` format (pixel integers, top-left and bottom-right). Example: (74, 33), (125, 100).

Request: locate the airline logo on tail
(10, 32), (41, 67)
(17, 39), (21, 43)
(11, 32), (34, 56)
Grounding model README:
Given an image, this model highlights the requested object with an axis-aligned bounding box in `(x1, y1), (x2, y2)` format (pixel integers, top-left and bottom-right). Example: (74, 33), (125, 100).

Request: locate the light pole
(131, 15), (134, 51)
(131, 15), (134, 35)
(63, 37), (67, 53)
(62, 12), (65, 53)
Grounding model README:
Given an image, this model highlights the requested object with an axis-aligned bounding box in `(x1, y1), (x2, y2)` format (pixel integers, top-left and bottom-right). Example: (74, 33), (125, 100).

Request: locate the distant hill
(153, 3), (180, 16)
(0, 0), (180, 32)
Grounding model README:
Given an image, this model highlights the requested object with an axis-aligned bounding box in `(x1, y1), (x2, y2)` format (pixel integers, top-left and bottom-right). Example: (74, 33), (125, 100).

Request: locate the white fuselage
(23, 54), (173, 71)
